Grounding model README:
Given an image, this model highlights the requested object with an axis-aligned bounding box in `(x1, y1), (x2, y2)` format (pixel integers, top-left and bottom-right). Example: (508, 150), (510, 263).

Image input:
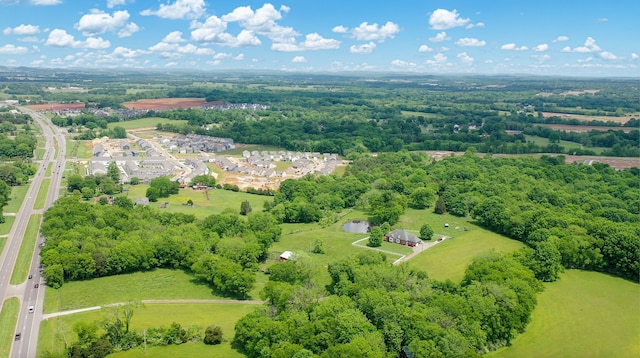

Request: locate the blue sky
(0, 0), (638, 76)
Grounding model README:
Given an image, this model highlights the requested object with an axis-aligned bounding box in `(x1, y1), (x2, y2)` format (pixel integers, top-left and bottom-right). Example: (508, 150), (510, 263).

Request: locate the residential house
(385, 229), (421, 247)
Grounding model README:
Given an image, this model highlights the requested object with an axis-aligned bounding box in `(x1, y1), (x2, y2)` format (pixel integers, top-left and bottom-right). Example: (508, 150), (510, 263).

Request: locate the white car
(28, 306), (34, 313)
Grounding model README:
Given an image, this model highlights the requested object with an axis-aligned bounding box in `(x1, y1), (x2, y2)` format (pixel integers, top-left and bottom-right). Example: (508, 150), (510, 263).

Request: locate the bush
(204, 324), (223, 345)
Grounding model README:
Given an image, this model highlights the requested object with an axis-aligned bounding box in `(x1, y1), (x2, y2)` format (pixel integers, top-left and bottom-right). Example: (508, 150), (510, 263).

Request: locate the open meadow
(107, 117), (187, 130)
(38, 303), (256, 358)
(122, 185), (271, 219)
(490, 270), (640, 358)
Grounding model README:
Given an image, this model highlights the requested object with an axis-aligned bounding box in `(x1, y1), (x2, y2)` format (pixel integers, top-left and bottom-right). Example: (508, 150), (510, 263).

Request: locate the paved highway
(0, 107), (66, 358)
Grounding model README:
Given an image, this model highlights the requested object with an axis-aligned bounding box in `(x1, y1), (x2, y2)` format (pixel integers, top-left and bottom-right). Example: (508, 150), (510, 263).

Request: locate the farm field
(524, 135), (607, 154)
(107, 117), (187, 130)
(541, 112), (635, 124)
(43, 269), (229, 313)
(38, 303), (255, 358)
(122, 98), (223, 110)
(408, 227), (525, 282)
(539, 123), (636, 133)
(490, 270), (640, 358)
(122, 185), (271, 219)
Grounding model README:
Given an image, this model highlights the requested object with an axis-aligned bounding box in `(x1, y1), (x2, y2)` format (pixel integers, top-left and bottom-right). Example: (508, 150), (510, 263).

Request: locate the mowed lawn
(107, 117), (187, 130)
(44, 269), (227, 313)
(38, 303), (255, 358)
(490, 270), (640, 358)
(408, 227), (525, 282)
(123, 185), (271, 219)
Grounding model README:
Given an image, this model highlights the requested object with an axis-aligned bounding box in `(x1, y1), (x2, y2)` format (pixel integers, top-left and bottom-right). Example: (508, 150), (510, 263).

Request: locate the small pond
(342, 220), (371, 233)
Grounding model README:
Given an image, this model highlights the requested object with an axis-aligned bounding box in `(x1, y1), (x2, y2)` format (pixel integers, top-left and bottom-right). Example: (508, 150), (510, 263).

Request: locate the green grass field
(38, 303), (255, 358)
(4, 185), (29, 213)
(524, 135), (607, 154)
(0, 216), (15, 236)
(490, 270), (640, 358)
(34, 148), (45, 160)
(107, 117), (187, 130)
(10, 214), (42, 285)
(66, 140), (92, 159)
(397, 208), (474, 238)
(33, 178), (50, 210)
(409, 227), (525, 282)
(0, 298), (19, 357)
(401, 110), (444, 119)
(44, 269), (228, 313)
(123, 185), (272, 219)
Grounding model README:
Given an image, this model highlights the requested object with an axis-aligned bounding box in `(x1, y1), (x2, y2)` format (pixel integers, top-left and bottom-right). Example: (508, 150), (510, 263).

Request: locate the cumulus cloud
(163, 31), (187, 43)
(570, 37), (601, 53)
(45, 29), (111, 49)
(149, 38), (214, 57)
(553, 35), (569, 42)
(632, 53), (639, 60)
(141, 0), (206, 20)
(0, 44), (30, 55)
(3, 24), (40, 36)
(433, 53), (447, 63)
(112, 46), (146, 58)
(351, 21), (400, 42)
(292, 56), (306, 63)
(599, 51), (617, 60)
(418, 44), (433, 52)
(272, 33), (340, 52)
(429, 32), (449, 43)
(466, 22), (485, 29)
(429, 9), (469, 30)
(501, 43), (528, 51)
(533, 44), (549, 52)
(76, 10), (139, 38)
(455, 37), (485, 47)
(391, 59), (417, 69)
(457, 52), (473, 64)
(234, 53), (244, 60)
(350, 42), (376, 54)
(332, 25), (348, 33)
(221, 3), (298, 43)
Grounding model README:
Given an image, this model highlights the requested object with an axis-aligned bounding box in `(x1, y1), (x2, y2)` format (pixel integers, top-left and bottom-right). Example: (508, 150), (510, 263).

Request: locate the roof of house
(387, 229), (421, 243)
(279, 251), (294, 260)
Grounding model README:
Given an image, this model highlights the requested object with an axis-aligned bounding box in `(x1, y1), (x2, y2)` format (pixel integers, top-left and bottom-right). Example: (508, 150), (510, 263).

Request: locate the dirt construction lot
(122, 98), (223, 110)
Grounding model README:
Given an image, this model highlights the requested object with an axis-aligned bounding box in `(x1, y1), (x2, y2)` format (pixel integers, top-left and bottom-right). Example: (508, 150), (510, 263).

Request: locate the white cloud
(553, 36), (569, 42)
(455, 37), (485, 47)
(221, 3), (298, 43)
(118, 22), (139, 38)
(30, 0), (60, 5)
(350, 42), (376, 54)
(18, 36), (40, 43)
(351, 21), (400, 42)
(532, 54), (551, 62)
(429, 32), (449, 43)
(163, 31), (187, 43)
(433, 53), (447, 63)
(571, 37), (601, 53)
(112, 46), (146, 58)
(332, 25), (348, 33)
(273, 33), (340, 52)
(165, 62), (178, 67)
(292, 56), (306, 63)
(632, 53), (639, 60)
(45, 29), (111, 49)
(466, 22), (485, 29)
(3, 24), (40, 35)
(429, 9), (470, 30)
(76, 10), (138, 38)
(0, 44), (30, 55)
(501, 43), (528, 51)
(213, 52), (231, 60)
(234, 53), (244, 60)
(391, 59), (417, 69)
(561, 46), (571, 53)
(599, 51), (617, 60)
(107, 0), (126, 8)
(534, 44), (549, 52)
(141, 0), (206, 20)
(84, 37), (111, 49)
(457, 52), (473, 64)
(418, 44), (433, 52)
(45, 29), (82, 47)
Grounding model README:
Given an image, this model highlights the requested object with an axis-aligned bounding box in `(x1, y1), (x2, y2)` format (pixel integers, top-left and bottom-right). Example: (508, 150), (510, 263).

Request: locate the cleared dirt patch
(122, 98), (223, 110)
(541, 112), (634, 124)
(28, 103), (86, 111)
